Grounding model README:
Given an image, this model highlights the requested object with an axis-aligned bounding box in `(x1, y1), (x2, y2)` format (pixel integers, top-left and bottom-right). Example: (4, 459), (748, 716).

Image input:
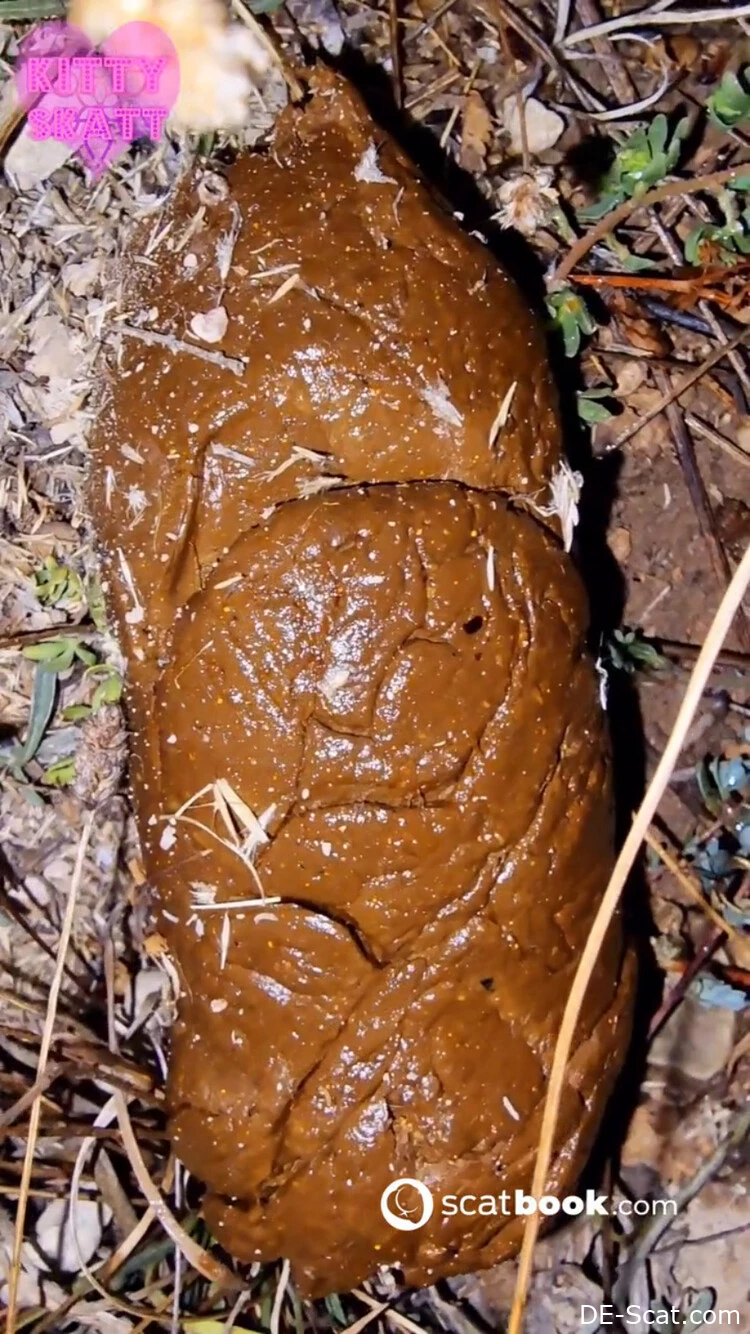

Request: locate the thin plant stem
(553, 168), (747, 285)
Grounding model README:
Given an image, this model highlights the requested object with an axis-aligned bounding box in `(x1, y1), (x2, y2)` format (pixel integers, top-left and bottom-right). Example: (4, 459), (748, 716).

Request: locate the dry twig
(611, 327), (750, 450)
(388, 0), (403, 108)
(652, 366), (750, 649)
(553, 169), (748, 285)
(644, 828), (741, 941)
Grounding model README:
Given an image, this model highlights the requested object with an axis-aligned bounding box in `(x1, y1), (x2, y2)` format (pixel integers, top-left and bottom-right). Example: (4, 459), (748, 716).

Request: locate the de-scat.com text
(581, 1307), (739, 1327)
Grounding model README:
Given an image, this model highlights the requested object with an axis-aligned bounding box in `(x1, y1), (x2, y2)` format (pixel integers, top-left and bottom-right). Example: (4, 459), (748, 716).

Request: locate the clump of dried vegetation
(1, 1), (750, 1332)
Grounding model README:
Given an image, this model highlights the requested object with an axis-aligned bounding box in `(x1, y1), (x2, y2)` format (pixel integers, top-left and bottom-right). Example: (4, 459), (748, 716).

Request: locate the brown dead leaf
(608, 291), (673, 356)
(625, 316), (673, 356)
(665, 33), (701, 71)
(460, 91), (492, 173)
(716, 497), (750, 564)
(621, 1101), (663, 1172)
(143, 931), (170, 958)
(613, 360), (647, 397)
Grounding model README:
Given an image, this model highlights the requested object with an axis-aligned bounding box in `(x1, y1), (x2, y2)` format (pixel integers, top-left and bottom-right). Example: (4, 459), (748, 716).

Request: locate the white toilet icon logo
(380, 1178), (434, 1231)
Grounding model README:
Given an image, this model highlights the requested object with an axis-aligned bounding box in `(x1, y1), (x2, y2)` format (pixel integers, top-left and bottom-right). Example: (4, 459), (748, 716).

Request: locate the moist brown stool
(89, 70), (635, 1296)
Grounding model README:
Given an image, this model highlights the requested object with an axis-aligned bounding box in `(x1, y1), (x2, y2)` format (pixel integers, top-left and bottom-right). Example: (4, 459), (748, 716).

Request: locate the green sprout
(0, 666), (56, 803)
(22, 637), (98, 673)
(605, 233), (657, 273)
(546, 288), (598, 357)
(33, 556), (85, 611)
(607, 628), (669, 674)
(60, 666), (122, 722)
(708, 68), (750, 131)
(42, 757), (76, 787)
(577, 387), (617, 425)
(87, 664), (123, 711)
(580, 114), (690, 220)
(85, 573), (109, 632)
(685, 188), (750, 265)
(61, 703), (93, 722)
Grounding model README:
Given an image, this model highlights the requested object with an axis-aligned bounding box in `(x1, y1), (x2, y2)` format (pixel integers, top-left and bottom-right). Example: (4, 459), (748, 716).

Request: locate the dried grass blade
(113, 1090), (245, 1292)
(67, 1094), (160, 1321)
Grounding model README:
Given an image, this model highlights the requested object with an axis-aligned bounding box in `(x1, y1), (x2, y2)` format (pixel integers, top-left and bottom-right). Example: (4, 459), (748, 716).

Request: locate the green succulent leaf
(42, 757), (76, 787)
(603, 235), (658, 272)
(89, 667), (123, 711)
(560, 311), (582, 357)
(0, 666), (57, 774)
(582, 115), (690, 219)
(708, 69), (750, 130)
(577, 388), (616, 424)
(23, 639), (76, 672)
(622, 251), (659, 273)
(579, 191), (623, 221)
(33, 556), (84, 611)
(85, 574), (109, 633)
(61, 703), (93, 722)
(22, 637), (98, 673)
(546, 288), (598, 358)
(684, 216), (750, 265)
(608, 628), (669, 674)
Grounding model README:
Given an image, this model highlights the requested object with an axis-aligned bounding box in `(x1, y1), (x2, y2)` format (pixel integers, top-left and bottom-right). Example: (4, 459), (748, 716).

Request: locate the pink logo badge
(15, 21), (180, 177)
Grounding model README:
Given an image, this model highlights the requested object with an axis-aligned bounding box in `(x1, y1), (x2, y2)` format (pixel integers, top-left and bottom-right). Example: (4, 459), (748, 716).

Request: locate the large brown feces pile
(89, 71), (635, 1296)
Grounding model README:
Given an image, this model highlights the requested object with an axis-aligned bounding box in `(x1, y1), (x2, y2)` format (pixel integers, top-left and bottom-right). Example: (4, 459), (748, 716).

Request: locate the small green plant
(607, 627), (669, 674)
(577, 387), (617, 425)
(580, 114), (690, 220)
(42, 757), (76, 787)
(62, 664), (123, 721)
(33, 556), (85, 611)
(23, 637), (98, 673)
(85, 573), (109, 632)
(91, 665), (123, 708)
(685, 188), (750, 265)
(546, 288), (598, 357)
(0, 666), (56, 803)
(708, 68), (750, 130)
(605, 234), (657, 272)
